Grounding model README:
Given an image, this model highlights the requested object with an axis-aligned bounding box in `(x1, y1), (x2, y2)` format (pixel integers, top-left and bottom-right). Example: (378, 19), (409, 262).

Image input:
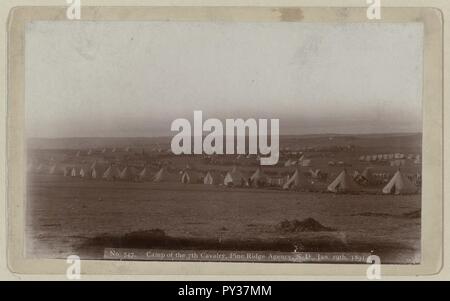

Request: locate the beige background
(0, 0), (449, 280)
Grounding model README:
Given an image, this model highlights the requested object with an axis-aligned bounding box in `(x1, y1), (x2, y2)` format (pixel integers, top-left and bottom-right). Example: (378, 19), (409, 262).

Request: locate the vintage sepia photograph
(23, 17), (424, 265)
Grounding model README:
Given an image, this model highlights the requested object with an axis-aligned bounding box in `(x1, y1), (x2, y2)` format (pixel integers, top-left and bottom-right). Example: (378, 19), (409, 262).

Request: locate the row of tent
(359, 153), (421, 163)
(221, 167), (418, 195)
(73, 146), (169, 157)
(283, 157), (311, 167)
(29, 161), (419, 195)
(326, 169), (417, 195)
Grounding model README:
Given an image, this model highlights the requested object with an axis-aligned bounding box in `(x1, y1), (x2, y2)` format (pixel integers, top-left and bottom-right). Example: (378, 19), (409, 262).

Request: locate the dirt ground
(26, 174), (421, 264)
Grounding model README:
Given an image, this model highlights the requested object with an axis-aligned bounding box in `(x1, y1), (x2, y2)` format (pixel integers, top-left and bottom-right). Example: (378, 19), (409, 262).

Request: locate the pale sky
(25, 21), (423, 138)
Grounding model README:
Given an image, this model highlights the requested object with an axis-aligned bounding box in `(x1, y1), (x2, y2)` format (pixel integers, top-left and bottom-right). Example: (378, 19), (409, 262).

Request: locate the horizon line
(27, 131), (423, 140)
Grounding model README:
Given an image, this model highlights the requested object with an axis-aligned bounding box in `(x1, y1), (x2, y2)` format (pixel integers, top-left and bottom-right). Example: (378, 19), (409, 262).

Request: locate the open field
(27, 174), (420, 263)
(25, 133), (422, 264)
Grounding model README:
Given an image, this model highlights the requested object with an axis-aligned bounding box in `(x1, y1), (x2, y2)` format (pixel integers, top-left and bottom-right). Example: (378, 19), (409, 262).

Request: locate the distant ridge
(27, 132), (422, 150)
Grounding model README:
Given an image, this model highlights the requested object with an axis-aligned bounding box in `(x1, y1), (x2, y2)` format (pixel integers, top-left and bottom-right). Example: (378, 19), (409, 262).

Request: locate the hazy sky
(25, 21), (423, 138)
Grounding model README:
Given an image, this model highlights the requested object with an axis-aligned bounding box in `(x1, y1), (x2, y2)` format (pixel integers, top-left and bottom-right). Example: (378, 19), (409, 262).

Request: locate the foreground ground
(26, 174), (421, 264)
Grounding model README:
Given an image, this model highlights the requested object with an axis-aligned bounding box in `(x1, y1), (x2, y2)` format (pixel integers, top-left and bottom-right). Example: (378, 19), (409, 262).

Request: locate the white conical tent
(152, 167), (177, 182)
(224, 166), (247, 187)
(119, 166), (139, 181)
(382, 170), (417, 195)
(91, 167), (97, 179)
(180, 171), (190, 184)
(283, 168), (311, 190)
(152, 167), (166, 182)
(180, 170), (203, 184)
(203, 171), (223, 185)
(327, 170), (359, 193)
(87, 161), (98, 179)
(102, 165), (121, 180)
(139, 166), (154, 181)
(249, 167), (268, 187)
(203, 172), (214, 185)
(70, 167), (77, 177)
(138, 167), (148, 181)
(79, 167), (87, 178)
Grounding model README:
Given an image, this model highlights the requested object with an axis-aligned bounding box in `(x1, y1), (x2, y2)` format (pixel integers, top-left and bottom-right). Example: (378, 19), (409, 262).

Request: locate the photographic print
(21, 9), (425, 265)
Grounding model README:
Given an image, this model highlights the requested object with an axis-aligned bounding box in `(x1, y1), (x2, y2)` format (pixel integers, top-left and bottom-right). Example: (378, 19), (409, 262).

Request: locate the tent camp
(249, 167), (268, 187)
(102, 165), (121, 181)
(180, 170), (203, 184)
(382, 170), (417, 195)
(327, 170), (359, 193)
(203, 171), (224, 185)
(224, 166), (248, 187)
(283, 169), (311, 190)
